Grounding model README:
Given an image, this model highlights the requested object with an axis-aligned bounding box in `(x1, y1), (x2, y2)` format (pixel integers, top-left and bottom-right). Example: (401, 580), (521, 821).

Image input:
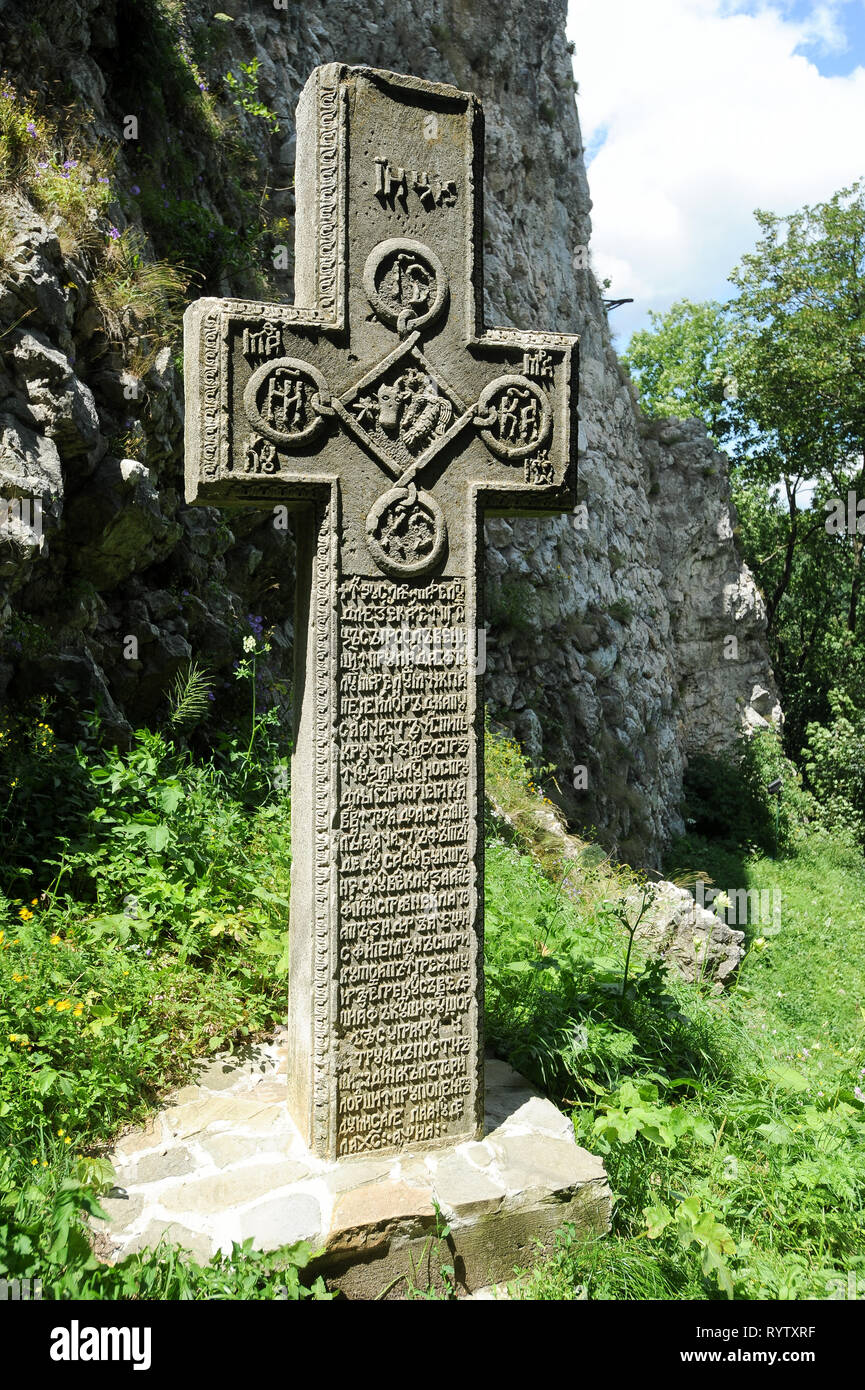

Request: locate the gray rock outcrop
(0, 0), (780, 863)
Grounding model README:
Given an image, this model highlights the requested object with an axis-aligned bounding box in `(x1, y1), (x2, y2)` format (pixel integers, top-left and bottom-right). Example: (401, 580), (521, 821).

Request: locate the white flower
(242, 635), (256, 653)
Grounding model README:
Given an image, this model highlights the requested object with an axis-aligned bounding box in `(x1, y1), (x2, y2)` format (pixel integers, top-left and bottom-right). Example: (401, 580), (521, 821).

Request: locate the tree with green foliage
(726, 181), (865, 633)
(621, 298), (730, 442)
(624, 181), (865, 768)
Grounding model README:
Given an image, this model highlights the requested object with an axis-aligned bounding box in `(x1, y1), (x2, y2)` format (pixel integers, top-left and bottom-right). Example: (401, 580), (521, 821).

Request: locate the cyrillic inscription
(336, 576), (475, 1155)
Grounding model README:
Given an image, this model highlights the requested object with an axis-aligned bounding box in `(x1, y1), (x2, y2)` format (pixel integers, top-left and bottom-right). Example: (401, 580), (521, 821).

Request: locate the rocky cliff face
(0, 0), (779, 865)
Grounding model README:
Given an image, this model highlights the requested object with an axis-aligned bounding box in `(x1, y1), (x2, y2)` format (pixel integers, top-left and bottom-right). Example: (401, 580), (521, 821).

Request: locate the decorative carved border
(200, 311), (222, 481)
(479, 328), (577, 350)
(316, 66), (344, 327)
(312, 491), (337, 1155)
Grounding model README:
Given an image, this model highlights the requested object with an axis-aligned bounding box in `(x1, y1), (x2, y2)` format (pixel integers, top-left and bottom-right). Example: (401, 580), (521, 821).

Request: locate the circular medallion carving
(365, 483), (447, 577)
(243, 357), (331, 447)
(475, 374), (552, 460)
(363, 239), (449, 334)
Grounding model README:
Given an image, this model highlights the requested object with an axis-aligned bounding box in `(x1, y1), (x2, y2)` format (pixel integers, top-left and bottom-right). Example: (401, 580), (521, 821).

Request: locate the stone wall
(0, 0), (779, 865)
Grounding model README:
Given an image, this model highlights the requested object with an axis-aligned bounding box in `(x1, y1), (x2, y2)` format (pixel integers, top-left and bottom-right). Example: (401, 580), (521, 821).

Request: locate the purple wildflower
(108, 227), (121, 240)
(26, 121), (36, 136)
(130, 184), (140, 195)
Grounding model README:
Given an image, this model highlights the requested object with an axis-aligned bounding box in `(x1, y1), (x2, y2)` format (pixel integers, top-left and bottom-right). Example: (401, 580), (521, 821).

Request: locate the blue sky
(566, 0), (865, 349)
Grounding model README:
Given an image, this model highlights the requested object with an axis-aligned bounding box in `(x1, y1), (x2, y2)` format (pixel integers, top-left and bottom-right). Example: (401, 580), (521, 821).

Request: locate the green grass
(0, 639), (319, 1299)
(500, 821), (865, 1301)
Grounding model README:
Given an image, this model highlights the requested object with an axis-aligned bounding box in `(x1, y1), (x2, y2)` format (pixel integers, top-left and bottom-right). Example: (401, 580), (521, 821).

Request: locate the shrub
(801, 689), (865, 842)
(682, 732), (807, 853)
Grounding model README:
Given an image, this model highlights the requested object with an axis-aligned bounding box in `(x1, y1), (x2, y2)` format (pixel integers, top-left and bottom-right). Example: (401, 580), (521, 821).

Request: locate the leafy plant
(597, 879), (657, 997)
(592, 1078), (715, 1150)
(224, 58), (280, 134)
(643, 1193), (737, 1297)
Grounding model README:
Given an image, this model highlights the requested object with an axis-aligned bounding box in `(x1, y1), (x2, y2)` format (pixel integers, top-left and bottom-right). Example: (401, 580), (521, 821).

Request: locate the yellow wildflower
(57, 1129), (64, 1137)
(49, 934), (61, 945)
(12, 973), (23, 982)
(18, 907), (32, 921)
(31, 1158), (38, 1165)
(55, 1000), (71, 1012)
(34, 1006), (42, 1013)
(72, 1004), (84, 1018)
(31, 898), (38, 906)
(63, 1136), (71, 1145)
(47, 998), (55, 1006)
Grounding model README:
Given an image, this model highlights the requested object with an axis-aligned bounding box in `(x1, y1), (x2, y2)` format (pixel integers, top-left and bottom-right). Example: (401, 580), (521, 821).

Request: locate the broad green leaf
(643, 1203), (673, 1238)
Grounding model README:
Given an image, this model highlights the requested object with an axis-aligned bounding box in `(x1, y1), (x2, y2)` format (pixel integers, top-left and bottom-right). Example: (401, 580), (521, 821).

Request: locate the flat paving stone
(193, 1059), (255, 1093)
(491, 1134), (606, 1192)
(502, 1095), (575, 1141)
(163, 1094), (271, 1139)
(93, 1192), (145, 1233)
(122, 1145), (196, 1185)
(237, 1192), (322, 1250)
(432, 1153), (505, 1219)
(123, 1220), (214, 1264)
(329, 1181), (435, 1239)
(158, 1161), (309, 1216)
(240, 1104), (295, 1136)
(249, 1079), (289, 1103)
(114, 1116), (165, 1160)
(321, 1157), (394, 1195)
(199, 1132), (289, 1169)
(458, 1141), (495, 1168)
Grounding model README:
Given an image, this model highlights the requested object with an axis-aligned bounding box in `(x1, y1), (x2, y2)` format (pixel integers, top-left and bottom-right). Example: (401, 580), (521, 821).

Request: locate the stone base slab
(95, 1037), (611, 1298)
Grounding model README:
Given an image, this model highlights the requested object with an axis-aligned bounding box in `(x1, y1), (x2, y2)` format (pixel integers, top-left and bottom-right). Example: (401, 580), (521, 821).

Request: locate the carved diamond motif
(337, 336), (473, 480)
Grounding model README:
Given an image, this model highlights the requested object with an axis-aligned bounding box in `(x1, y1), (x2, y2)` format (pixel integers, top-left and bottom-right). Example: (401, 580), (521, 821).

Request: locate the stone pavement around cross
(95, 1036), (610, 1298)
(184, 64), (579, 1162)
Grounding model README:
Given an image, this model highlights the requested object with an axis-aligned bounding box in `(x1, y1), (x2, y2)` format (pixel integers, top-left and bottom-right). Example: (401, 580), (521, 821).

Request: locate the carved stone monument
(184, 64), (578, 1164)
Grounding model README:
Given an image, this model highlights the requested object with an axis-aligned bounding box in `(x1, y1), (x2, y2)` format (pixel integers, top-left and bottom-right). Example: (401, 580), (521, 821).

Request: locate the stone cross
(184, 64), (578, 1161)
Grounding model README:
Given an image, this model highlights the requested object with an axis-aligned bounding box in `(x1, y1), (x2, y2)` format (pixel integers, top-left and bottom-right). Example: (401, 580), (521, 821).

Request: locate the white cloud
(567, 0), (865, 345)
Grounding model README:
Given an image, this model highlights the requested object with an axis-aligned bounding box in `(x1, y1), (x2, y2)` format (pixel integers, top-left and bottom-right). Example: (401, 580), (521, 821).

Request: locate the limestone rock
(11, 329), (101, 466)
(630, 881), (745, 986)
(0, 0), (781, 867)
